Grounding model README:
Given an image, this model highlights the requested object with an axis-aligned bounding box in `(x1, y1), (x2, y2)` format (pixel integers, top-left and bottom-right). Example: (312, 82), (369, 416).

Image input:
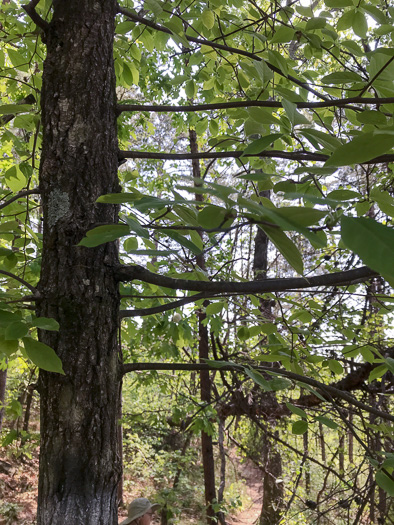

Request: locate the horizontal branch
(117, 96), (394, 114)
(0, 270), (38, 294)
(115, 264), (378, 294)
(120, 292), (235, 318)
(117, 6), (328, 101)
(122, 362), (394, 422)
(0, 189), (40, 211)
(119, 149), (394, 165)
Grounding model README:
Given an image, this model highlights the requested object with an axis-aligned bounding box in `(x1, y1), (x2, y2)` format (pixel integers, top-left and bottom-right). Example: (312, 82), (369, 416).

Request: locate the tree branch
(0, 189), (41, 211)
(120, 292), (232, 318)
(121, 362), (394, 422)
(0, 270), (38, 294)
(118, 149), (394, 165)
(117, 5), (328, 101)
(22, 0), (49, 32)
(117, 96), (394, 115)
(115, 264), (378, 294)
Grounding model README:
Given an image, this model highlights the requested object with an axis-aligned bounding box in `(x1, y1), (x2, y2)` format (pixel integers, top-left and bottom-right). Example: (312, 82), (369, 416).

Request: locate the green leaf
(206, 302), (225, 315)
(97, 192), (142, 204)
(321, 71), (363, 84)
(261, 226), (304, 275)
(202, 10), (215, 30)
(352, 11), (367, 38)
(300, 129), (341, 151)
(316, 415), (338, 429)
(273, 207), (327, 227)
(78, 224), (130, 247)
(385, 357), (394, 374)
(125, 216), (150, 239)
(341, 217), (394, 285)
(7, 48), (27, 68)
(185, 80), (196, 99)
(198, 205), (228, 229)
(356, 110), (387, 126)
(286, 402), (307, 419)
(5, 322), (29, 340)
(325, 0), (353, 6)
(292, 420), (308, 435)
(0, 104), (33, 115)
(238, 326), (251, 341)
(165, 230), (202, 255)
(268, 377), (292, 391)
(0, 310), (21, 327)
(244, 368), (271, 391)
(0, 338), (18, 357)
(328, 359), (344, 375)
(23, 338), (65, 374)
(376, 471), (394, 497)
(282, 99), (309, 126)
(242, 134), (282, 156)
(306, 17), (327, 30)
(368, 364), (388, 382)
(271, 26), (295, 43)
(32, 317), (60, 331)
(116, 21), (134, 34)
(326, 132), (394, 166)
(327, 189), (360, 201)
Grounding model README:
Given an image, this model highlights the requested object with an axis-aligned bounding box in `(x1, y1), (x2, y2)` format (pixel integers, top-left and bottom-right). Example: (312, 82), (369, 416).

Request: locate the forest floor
(0, 448), (263, 525)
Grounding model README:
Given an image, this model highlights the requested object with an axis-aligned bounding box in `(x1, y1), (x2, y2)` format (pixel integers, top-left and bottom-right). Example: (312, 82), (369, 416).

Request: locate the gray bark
(36, 1), (121, 523)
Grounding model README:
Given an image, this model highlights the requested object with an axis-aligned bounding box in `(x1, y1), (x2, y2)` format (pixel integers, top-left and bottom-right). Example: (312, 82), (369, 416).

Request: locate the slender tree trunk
(0, 367), (7, 432)
(260, 431), (283, 525)
(319, 423), (326, 463)
(303, 431), (310, 495)
(189, 128), (217, 524)
(36, 2), (121, 524)
(253, 192), (283, 525)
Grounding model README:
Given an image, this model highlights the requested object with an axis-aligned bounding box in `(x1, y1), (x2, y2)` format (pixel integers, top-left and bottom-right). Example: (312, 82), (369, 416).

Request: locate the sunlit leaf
(341, 217), (394, 285)
(23, 338), (65, 374)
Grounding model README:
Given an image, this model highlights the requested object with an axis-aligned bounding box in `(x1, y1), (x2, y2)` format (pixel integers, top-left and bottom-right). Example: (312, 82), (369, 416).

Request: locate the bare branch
(117, 96), (394, 115)
(119, 149), (394, 165)
(120, 292), (236, 318)
(0, 270), (38, 294)
(0, 189), (40, 211)
(22, 0), (49, 32)
(115, 264), (378, 294)
(121, 361), (394, 422)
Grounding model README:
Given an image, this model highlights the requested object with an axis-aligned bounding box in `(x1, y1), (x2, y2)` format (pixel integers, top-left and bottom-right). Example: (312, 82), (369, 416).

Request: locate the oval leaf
(23, 338), (65, 374)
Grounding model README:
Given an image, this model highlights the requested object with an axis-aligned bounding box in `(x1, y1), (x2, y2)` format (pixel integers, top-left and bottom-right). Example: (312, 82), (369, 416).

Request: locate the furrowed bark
(37, 1), (121, 524)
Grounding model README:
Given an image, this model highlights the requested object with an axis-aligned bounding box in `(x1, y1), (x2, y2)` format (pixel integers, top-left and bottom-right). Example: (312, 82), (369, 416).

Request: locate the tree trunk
(36, 2), (121, 524)
(260, 431), (283, 525)
(0, 367), (7, 432)
(189, 128), (217, 524)
(253, 191), (284, 525)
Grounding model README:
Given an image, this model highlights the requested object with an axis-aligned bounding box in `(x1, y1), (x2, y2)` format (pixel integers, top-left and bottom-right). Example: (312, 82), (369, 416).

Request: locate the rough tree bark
(253, 192), (284, 525)
(36, 1), (121, 523)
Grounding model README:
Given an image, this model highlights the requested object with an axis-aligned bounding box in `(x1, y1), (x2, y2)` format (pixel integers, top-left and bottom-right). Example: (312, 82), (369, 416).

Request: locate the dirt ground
(1, 451), (262, 524)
